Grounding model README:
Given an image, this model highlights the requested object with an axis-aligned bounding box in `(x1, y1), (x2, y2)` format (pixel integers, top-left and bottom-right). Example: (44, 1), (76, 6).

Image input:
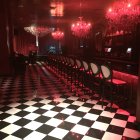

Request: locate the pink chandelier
(106, 1), (140, 31)
(71, 17), (92, 38)
(24, 25), (54, 46)
(52, 28), (64, 40)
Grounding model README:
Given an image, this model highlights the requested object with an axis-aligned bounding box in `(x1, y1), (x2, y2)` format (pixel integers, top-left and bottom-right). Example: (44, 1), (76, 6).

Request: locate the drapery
(14, 28), (38, 56)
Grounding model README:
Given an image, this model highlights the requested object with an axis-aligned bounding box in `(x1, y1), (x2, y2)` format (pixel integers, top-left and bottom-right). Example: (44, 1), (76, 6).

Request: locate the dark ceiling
(10, 0), (115, 31)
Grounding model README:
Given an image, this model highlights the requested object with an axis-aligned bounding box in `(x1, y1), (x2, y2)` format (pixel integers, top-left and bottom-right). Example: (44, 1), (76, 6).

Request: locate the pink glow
(52, 29), (64, 40)
(71, 17), (92, 38)
(106, 0), (140, 31)
(24, 26), (53, 37)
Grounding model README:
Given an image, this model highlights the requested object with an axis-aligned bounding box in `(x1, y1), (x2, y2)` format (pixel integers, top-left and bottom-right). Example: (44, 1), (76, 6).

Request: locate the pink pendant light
(52, 28), (64, 40)
(71, 0), (92, 38)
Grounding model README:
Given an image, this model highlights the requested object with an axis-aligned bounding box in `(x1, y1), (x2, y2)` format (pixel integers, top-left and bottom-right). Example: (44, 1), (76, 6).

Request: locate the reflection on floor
(0, 63), (140, 140)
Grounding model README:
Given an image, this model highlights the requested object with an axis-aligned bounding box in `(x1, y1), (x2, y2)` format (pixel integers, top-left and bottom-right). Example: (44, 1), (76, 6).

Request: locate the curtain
(14, 28), (37, 56)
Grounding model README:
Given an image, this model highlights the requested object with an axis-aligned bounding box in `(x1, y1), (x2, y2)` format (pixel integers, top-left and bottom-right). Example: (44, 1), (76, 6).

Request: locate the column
(0, 0), (14, 75)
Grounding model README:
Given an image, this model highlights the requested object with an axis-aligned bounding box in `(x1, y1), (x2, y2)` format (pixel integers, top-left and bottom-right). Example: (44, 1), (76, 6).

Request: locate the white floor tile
(77, 106), (91, 113)
(86, 100), (98, 105)
(3, 115), (21, 123)
(65, 115), (82, 124)
(40, 99), (52, 104)
(24, 106), (38, 112)
(71, 124), (89, 135)
(110, 118), (127, 128)
(128, 116), (136, 123)
(53, 98), (65, 103)
(46, 118), (63, 127)
(1, 124), (21, 134)
(123, 128), (140, 139)
(8, 103), (21, 108)
(91, 121), (109, 131)
(102, 132), (122, 140)
(24, 131), (46, 140)
(82, 136), (100, 140)
(116, 109), (130, 116)
(6, 108), (21, 115)
(24, 121), (42, 130)
(41, 104), (54, 110)
(24, 113), (40, 120)
(83, 113), (99, 121)
(48, 128), (68, 139)
(67, 96), (79, 101)
(57, 102), (70, 108)
(3, 135), (22, 140)
(43, 110), (58, 117)
(100, 111), (115, 118)
(61, 108), (75, 115)
(92, 104), (104, 110)
(72, 101), (84, 106)
(24, 101), (36, 106)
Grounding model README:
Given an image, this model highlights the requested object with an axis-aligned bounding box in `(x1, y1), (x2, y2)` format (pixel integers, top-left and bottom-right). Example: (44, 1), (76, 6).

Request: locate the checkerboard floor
(0, 62), (140, 140)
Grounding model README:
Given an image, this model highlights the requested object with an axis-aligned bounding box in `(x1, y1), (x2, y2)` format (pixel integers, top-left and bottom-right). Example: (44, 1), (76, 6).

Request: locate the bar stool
(90, 62), (102, 98)
(82, 60), (91, 94)
(75, 59), (83, 93)
(100, 64), (127, 109)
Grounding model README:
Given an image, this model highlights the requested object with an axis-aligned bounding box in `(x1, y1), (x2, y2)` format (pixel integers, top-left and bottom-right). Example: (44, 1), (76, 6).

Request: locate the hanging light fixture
(71, 17), (92, 38)
(52, 28), (64, 40)
(24, 25), (54, 47)
(71, 0), (92, 38)
(106, 0), (140, 32)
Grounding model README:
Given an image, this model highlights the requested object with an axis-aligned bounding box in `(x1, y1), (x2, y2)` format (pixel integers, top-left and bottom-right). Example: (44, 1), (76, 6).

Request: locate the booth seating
(100, 64), (128, 109)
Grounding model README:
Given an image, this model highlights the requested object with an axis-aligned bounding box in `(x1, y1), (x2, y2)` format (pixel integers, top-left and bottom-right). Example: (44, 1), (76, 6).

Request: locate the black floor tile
(0, 121), (10, 129)
(12, 128), (32, 139)
(107, 125), (124, 135)
(34, 108), (47, 114)
(35, 116), (50, 123)
(0, 131), (9, 139)
(63, 132), (83, 140)
(14, 118), (31, 126)
(114, 113), (129, 121)
(15, 110), (29, 117)
(96, 116), (112, 124)
(86, 128), (105, 139)
(58, 121), (75, 130)
(78, 118), (94, 127)
(36, 124), (54, 134)
(72, 111), (86, 117)
(54, 113), (69, 120)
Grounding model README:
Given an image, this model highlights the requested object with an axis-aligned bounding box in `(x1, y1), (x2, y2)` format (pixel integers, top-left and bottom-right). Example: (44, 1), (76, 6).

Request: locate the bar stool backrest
(101, 64), (112, 81)
(69, 58), (75, 67)
(90, 63), (100, 76)
(83, 61), (89, 71)
(76, 59), (82, 69)
(65, 57), (70, 65)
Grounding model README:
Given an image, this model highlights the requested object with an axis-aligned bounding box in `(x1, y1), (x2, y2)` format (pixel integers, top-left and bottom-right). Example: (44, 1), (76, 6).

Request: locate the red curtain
(14, 28), (37, 56)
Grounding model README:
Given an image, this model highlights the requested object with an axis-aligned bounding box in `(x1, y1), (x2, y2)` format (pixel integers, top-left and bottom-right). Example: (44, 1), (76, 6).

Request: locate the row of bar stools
(45, 54), (128, 111)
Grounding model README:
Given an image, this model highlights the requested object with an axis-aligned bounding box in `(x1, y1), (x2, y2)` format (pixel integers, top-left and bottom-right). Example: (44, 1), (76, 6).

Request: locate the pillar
(0, 0), (14, 75)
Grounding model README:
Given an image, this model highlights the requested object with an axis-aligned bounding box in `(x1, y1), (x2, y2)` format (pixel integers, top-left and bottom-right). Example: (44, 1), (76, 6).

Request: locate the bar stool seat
(108, 79), (126, 85)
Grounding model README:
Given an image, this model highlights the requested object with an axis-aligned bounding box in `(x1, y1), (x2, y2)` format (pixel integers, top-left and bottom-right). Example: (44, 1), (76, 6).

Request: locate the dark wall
(0, 0), (13, 75)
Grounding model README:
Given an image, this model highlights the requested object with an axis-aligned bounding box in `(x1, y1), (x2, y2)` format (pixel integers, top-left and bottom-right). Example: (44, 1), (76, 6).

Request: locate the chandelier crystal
(24, 25), (54, 46)
(106, 1), (140, 32)
(52, 28), (64, 40)
(71, 17), (92, 38)
(24, 25), (54, 37)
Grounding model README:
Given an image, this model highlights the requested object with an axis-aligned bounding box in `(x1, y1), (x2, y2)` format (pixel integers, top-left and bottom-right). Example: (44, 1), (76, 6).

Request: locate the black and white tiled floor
(0, 62), (140, 140)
